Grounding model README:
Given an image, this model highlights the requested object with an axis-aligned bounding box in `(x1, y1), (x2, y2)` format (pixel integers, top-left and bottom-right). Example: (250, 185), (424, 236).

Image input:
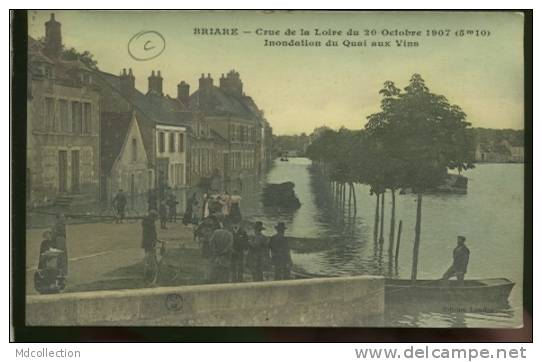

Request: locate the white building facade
(155, 123), (188, 189)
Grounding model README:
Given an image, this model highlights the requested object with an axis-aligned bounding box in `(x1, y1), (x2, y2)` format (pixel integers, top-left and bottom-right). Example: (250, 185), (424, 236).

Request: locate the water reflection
(249, 158), (523, 328)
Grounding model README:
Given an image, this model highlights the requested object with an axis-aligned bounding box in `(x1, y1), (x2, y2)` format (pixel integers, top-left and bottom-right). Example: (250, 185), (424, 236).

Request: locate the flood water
(245, 158), (524, 328)
(27, 157), (524, 328)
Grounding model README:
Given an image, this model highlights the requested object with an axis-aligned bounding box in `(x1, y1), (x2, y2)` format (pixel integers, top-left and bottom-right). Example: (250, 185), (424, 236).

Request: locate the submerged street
(26, 158), (524, 328)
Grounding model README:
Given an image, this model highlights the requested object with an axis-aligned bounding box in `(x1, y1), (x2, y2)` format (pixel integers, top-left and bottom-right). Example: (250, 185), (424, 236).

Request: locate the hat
(457, 235), (466, 242)
(254, 221), (266, 231)
(275, 222), (287, 231)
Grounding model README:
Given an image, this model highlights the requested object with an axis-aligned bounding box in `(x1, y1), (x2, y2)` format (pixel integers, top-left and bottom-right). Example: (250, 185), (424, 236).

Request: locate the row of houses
(26, 14), (273, 207)
(475, 139), (524, 163)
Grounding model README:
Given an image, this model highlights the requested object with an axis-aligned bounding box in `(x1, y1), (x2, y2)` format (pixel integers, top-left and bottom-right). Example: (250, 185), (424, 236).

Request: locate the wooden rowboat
(385, 278), (515, 308)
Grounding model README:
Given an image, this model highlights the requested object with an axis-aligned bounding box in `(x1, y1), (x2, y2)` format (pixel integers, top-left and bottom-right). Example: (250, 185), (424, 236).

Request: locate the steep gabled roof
(96, 70), (191, 129)
(100, 112), (133, 175)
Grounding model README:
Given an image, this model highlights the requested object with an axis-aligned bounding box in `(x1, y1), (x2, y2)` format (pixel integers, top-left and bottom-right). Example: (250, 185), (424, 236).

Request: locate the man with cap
(269, 222), (293, 280)
(441, 235), (470, 282)
(247, 221), (268, 282)
(230, 222), (249, 282)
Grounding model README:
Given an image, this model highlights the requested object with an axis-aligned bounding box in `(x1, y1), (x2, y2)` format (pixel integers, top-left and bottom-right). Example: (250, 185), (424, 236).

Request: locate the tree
(365, 81), (405, 249)
(62, 47), (99, 70)
(306, 127), (361, 217)
(367, 74), (474, 282)
(37, 37), (99, 69)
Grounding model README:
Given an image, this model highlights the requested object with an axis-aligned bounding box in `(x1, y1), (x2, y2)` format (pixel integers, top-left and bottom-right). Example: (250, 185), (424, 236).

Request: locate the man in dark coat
(142, 210), (158, 255)
(442, 235), (470, 282)
(247, 221), (268, 282)
(269, 222), (293, 280)
(147, 189), (158, 211)
(167, 194), (178, 222)
(230, 222), (249, 282)
(112, 189), (127, 223)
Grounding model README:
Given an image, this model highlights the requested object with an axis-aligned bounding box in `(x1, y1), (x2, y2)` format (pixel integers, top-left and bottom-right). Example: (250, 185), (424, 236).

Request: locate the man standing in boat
(441, 235), (470, 282)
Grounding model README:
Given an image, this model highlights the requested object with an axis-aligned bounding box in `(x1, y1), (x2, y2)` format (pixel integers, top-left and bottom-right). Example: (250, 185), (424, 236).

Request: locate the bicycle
(143, 240), (183, 286)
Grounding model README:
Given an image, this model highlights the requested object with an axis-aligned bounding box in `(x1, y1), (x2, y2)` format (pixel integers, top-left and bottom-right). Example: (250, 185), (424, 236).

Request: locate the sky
(28, 10), (525, 135)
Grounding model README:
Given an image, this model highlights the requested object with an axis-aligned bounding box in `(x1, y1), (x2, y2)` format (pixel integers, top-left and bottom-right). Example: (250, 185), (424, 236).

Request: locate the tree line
(306, 74), (475, 282)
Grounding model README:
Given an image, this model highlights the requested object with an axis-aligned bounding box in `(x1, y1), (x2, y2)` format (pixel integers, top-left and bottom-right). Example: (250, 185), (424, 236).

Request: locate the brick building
(187, 70), (273, 191)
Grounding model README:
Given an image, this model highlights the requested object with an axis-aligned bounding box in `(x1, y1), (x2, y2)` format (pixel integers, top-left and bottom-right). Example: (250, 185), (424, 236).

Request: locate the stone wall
(26, 276), (384, 326)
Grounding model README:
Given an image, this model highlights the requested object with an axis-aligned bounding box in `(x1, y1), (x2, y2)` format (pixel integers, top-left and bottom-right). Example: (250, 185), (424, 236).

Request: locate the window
(158, 132), (165, 153)
(71, 101), (82, 134)
(131, 138), (137, 161)
(82, 103), (92, 133)
(178, 133), (184, 152)
(58, 100), (69, 132)
(169, 133), (175, 153)
(45, 97), (55, 131)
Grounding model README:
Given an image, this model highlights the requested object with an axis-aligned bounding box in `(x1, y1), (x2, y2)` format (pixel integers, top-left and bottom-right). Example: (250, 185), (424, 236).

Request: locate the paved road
(25, 219), (195, 295)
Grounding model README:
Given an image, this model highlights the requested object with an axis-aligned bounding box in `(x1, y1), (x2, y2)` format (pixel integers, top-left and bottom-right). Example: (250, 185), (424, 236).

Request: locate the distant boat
(385, 278), (514, 307)
(434, 173), (468, 194)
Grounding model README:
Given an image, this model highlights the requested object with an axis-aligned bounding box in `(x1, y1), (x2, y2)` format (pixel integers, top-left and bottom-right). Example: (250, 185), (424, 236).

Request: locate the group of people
(196, 215), (293, 284)
(183, 190), (242, 227)
(112, 187), (180, 229)
(139, 184), (294, 284)
(35, 213), (69, 293)
(147, 188), (179, 229)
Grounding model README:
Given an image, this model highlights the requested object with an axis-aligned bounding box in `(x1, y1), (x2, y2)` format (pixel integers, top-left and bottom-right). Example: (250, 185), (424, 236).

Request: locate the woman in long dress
(228, 190), (242, 224)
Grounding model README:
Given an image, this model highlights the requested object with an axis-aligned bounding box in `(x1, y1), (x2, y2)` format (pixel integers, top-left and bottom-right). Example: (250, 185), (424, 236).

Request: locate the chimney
(177, 81), (190, 104)
(44, 13), (62, 59)
(119, 68), (135, 96)
(219, 70), (243, 96)
(148, 70), (163, 96)
(198, 73), (213, 91)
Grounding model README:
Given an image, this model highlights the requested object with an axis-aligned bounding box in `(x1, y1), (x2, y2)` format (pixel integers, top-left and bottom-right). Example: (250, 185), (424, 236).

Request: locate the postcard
(19, 10), (526, 330)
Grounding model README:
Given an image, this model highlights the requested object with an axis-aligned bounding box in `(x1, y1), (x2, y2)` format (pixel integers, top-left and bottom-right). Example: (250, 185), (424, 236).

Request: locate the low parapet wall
(26, 276), (384, 326)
